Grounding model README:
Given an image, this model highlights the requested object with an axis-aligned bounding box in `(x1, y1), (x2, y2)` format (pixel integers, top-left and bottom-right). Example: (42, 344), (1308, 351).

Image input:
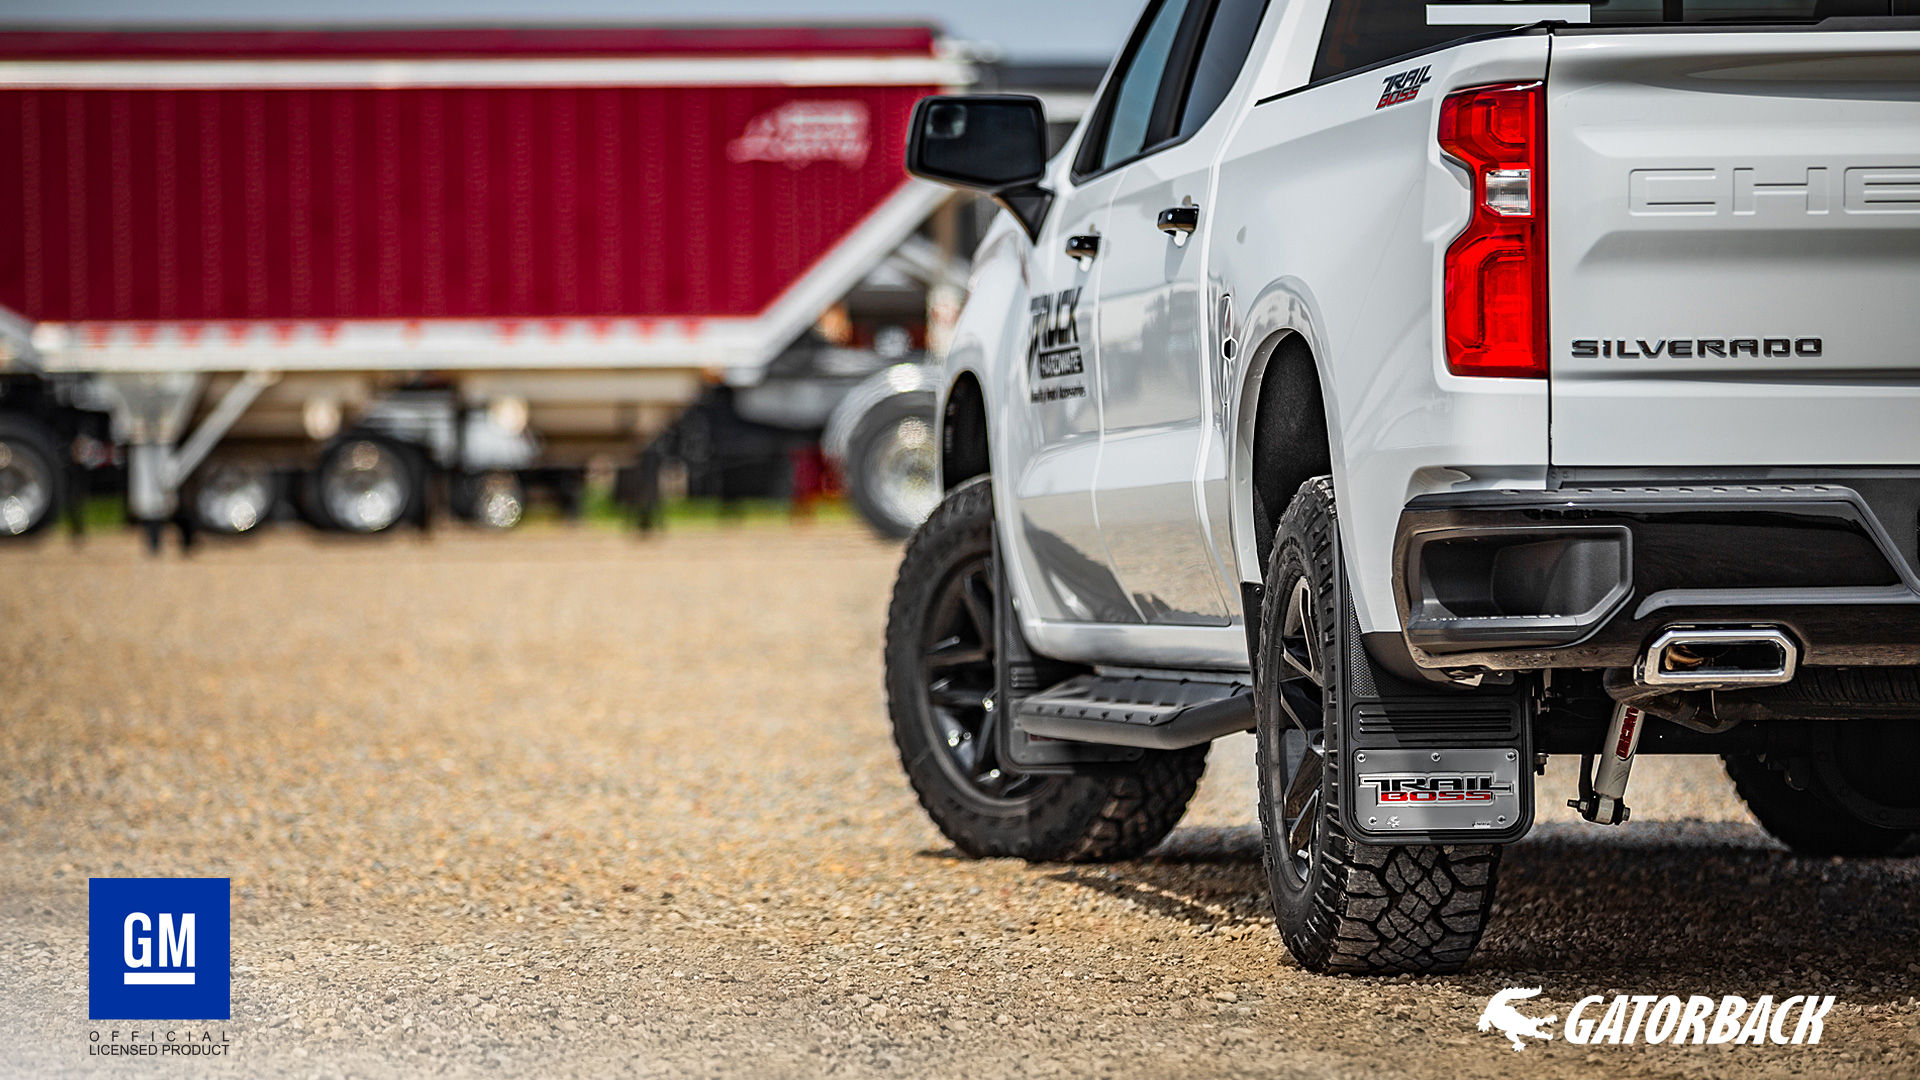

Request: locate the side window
(1083, 0), (1196, 175)
(1312, 0), (1461, 83)
(1175, 0), (1272, 138)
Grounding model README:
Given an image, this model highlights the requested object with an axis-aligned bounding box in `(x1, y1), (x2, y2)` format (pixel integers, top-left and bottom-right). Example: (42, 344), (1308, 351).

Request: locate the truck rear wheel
(1723, 752), (1914, 856)
(0, 414), (64, 538)
(845, 398), (939, 540)
(1257, 478), (1500, 974)
(884, 477), (1208, 861)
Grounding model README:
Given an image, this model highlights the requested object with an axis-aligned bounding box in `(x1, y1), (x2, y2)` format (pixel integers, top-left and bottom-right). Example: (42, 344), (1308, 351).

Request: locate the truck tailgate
(1546, 29), (1920, 467)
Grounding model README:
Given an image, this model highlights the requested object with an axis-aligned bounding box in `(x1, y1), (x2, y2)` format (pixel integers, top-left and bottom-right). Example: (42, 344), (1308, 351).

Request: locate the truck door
(1008, 0), (1200, 625)
(1090, 0), (1272, 625)
(1008, 171), (1126, 623)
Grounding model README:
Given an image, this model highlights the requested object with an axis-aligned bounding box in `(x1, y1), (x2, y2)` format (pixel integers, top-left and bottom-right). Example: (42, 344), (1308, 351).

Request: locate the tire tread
(885, 478), (1207, 864)
(1258, 477), (1500, 975)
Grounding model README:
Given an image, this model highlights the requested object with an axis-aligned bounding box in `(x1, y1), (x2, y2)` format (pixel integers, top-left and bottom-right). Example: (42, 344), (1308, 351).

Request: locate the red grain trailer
(0, 25), (966, 537)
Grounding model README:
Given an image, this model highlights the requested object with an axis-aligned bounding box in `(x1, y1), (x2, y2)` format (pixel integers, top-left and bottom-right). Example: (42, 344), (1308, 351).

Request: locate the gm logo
(89, 878), (230, 1020)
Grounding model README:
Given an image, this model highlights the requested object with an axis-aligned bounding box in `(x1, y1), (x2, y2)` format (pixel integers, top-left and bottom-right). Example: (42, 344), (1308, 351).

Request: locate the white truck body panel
(938, 1), (1920, 673)
(1546, 30), (1920, 466)
(1213, 32), (1553, 639)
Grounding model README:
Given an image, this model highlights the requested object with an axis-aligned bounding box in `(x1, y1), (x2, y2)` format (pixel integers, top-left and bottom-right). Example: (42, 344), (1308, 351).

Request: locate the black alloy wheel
(918, 548), (1049, 802)
(885, 477), (1208, 862)
(1270, 574), (1329, 887)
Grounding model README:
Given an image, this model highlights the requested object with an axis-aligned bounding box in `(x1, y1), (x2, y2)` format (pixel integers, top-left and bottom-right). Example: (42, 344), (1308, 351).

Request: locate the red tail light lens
(1439, 83), (1547, 379)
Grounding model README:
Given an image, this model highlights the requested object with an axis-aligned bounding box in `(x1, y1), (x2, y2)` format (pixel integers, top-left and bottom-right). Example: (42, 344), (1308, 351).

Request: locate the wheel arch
(1227, 290), (1338, 663)
(1232, 329), (1335, 580)
(940, 370), (989, 491)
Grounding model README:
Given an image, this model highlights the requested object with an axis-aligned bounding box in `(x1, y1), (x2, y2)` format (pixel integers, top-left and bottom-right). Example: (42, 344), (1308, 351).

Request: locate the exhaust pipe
(1574, 626), (1797, 825)
(1636, 626), (1798, 690)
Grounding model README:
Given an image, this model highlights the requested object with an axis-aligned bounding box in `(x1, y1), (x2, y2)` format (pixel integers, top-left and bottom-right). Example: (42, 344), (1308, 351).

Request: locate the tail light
(1438, 83), (1547, 379)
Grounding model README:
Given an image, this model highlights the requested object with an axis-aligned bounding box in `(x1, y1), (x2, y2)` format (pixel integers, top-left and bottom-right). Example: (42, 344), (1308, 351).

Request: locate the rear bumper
(1393, 477), (1920, 671)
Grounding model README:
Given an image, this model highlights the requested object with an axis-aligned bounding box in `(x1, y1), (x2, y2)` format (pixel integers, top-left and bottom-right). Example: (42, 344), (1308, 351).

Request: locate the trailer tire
(886, 477), (1208, 862)
(1258, 478), (1501, 974)
(453, 471), (526, 529)
(187, 459), (280, 535)
(0, 413), (65, 539)
(315, 436), (423, 535)
(845, 396), (939, 540)
(1723, 753), (1913, 856)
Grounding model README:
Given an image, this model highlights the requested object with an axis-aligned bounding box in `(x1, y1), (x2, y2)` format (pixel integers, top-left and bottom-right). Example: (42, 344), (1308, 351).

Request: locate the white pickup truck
(883, 0), (1920, 974)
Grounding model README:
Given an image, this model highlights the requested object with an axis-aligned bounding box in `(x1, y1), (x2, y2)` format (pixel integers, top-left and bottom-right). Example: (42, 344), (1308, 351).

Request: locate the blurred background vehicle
(821, 360), (940, 539)
(0, 25), (952, 544)
(0, 18), (1107, 544)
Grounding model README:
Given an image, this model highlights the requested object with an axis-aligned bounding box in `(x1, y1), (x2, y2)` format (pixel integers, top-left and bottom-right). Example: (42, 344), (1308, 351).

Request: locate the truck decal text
(1027, 288), (1087, 394)
(1571, 337), (1823, 360)
(1377, 65), (1432, 110)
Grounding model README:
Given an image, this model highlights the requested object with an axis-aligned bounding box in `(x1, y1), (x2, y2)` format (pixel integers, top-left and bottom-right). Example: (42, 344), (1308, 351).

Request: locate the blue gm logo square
(89, 878), (230, 1020)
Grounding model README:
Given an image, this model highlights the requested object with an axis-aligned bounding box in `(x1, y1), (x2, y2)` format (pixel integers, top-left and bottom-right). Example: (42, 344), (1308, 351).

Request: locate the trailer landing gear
(89, 370), (276, 552)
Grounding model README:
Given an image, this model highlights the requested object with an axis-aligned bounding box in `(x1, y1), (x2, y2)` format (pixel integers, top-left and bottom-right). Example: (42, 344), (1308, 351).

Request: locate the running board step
(1014, 674), (1254, 751)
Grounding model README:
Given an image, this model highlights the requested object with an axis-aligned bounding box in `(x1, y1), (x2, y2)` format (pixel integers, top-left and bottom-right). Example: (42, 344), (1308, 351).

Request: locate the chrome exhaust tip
(1636, 627), (1799, 690)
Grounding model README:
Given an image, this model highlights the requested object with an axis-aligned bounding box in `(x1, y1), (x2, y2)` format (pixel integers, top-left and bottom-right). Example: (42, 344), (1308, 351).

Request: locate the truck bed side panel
(1215, 35), (1551, 636)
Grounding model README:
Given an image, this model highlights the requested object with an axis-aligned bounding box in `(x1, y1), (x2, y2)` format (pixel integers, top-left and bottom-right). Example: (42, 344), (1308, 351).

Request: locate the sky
(0, 0), (1143, 62)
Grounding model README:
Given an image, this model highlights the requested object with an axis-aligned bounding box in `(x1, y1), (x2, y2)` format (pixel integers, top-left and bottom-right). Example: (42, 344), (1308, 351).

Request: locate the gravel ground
(4, 523), (1919, 1079)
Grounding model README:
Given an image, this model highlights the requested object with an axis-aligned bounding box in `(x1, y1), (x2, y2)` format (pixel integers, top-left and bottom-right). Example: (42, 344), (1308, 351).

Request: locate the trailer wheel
(1258, 478), (1501, 974)
(189, 460), (280, 535)
(454, 471), (525, 529)
(845, 398), (940, 540)
(316, 437), (421, 534)
(0, 414), (64, 539)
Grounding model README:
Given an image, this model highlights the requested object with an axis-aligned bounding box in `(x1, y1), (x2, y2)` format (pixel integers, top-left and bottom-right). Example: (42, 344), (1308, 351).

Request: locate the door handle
(1157, 206), (1200, 238)
(1065, 234), (1101, 263)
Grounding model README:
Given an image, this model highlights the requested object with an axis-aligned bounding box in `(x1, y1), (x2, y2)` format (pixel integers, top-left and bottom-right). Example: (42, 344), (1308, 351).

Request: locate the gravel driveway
(4, 524), (1918, 1078)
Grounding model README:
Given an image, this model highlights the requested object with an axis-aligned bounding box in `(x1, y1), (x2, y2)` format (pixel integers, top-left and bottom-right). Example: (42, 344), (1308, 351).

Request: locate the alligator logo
(1479, 987), (1557, 1051)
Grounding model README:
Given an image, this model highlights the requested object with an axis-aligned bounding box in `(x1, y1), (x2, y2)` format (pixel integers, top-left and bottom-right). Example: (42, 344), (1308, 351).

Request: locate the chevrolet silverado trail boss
(881, 0), (1920, 973)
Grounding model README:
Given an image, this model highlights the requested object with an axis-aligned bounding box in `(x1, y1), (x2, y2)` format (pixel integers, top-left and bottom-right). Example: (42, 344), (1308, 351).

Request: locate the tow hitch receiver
(1571, 702), (1645, 824)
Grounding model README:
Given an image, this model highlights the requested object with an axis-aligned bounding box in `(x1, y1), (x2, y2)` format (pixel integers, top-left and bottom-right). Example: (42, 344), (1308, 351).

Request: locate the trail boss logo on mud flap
(1357, 771), (1513, 804)
(1351, 749), (1523, 833)
(1027, 288), (1088, 405)
(1377, 65), (1432, 109)
(1475, 988), (1839, 1051)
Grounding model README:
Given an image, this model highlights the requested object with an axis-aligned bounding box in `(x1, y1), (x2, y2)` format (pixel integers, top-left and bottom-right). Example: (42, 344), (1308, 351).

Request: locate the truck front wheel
(1257, 478), (1501, 974)
(884, 477), (1207, 862)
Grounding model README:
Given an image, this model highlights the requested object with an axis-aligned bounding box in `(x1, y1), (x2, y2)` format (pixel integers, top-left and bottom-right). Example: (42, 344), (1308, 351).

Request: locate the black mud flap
(1335, 539), (1534, 845)
(992, 535), (1142, 774)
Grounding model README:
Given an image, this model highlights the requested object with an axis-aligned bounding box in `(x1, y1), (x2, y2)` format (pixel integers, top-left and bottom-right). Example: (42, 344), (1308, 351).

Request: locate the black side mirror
(906, 95), (1052, 238)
